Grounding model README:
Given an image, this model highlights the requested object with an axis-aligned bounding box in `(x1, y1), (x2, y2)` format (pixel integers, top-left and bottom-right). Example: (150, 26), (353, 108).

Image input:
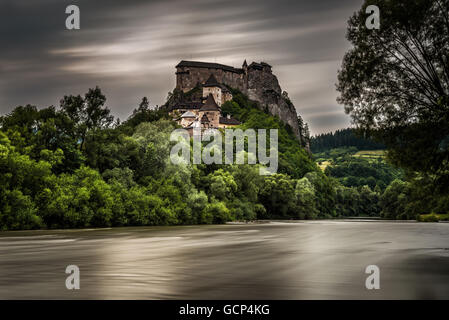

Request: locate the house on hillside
(171, 74), (240, 135)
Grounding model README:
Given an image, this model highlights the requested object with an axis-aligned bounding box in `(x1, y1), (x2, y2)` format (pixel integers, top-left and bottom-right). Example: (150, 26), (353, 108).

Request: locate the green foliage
(334, 184), (381, 217)
(205, 201), (231, 224)
(7, 85), (445, 230)
(222, 90), (317, 178)
(131, 120), (178, 181)
(259, 174), (297, 218)
(295, 177), (318, 219)
(337, 0), (449, 192)
(311, 128), (384, 153)
(325, 155), (402, 190)
(208, 169), (238, 201)
(417, 213), (440, 222)
(0, 189), (42, 230)
(379, 179), (411, 220)
(0, 105), (84, 173)
(186, 191), (210, 224)
(227, 198), (258, 221)
(121, 97), (170, 133)
(304, 171), (337, 218)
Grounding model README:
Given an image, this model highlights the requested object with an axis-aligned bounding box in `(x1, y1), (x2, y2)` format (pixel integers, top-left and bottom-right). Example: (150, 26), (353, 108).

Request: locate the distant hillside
(310, 128), (384, 153)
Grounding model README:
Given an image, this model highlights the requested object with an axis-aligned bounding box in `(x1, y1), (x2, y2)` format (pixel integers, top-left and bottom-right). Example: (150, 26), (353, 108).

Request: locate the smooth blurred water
(1, 220), (449, 299)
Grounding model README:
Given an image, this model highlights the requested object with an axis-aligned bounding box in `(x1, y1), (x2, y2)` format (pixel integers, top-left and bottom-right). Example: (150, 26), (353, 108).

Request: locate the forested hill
(1, 87), (447, 230)
(0, 86), (335, 230)
(310, 128), (384, 153)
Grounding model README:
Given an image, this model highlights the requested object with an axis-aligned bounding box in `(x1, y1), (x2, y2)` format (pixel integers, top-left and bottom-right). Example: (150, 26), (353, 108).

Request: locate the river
(1, 220), (449, 299)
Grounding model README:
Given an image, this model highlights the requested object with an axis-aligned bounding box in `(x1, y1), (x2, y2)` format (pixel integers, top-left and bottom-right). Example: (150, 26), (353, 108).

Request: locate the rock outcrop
(245, 62), (301, 139)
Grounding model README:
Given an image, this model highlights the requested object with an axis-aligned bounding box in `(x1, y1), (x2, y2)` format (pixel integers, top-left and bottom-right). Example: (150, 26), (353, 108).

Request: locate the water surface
(1, 220), (448, 299)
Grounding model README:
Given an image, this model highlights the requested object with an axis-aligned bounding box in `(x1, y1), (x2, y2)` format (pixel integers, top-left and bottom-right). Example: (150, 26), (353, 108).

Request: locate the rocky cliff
(245, 62), (301, 139)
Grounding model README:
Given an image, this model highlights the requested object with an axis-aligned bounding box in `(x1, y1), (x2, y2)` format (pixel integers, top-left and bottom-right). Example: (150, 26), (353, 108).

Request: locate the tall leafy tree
(337, 0), (449, 190)
(60, 86), (114, 151)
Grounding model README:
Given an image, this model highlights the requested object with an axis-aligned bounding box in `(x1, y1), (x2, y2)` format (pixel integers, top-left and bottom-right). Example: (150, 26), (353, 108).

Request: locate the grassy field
(315, 149), (386, 171)
(353, 150), (385, 160)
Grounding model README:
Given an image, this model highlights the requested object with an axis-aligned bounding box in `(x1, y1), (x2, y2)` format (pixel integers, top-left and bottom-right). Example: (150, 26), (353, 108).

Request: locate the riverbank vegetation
(0, 87), (328, 230)
(1, 85), (448, 230)
(335, 0), (449, 220)
(313, 145), (449, 220)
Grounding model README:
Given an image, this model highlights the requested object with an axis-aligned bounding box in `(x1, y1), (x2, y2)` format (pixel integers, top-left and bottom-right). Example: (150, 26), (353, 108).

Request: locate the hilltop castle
(175, 59), (273, 95)
(168, 59), (303, 140)
(169, 73), (240, 134)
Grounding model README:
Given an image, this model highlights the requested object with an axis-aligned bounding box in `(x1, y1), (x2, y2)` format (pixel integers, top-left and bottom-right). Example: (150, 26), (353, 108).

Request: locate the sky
(0, 0), (362, 135)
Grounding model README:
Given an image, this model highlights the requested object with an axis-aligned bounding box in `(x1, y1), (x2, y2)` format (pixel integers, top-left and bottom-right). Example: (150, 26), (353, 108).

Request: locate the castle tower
(199, 94), (221, 128)
(202, 74), (223, 106)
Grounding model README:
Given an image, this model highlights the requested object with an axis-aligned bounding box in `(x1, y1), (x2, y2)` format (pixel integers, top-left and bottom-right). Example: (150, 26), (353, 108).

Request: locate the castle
(175, 59), (272, 94)
(170, 69), (241, 134)
(169, 59), (302, 140)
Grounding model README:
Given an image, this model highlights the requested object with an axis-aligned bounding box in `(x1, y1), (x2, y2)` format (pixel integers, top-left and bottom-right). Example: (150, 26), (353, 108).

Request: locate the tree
(0, 105), (84, 172)
(136, 97), (150, 113)
(83, 87), (114, 130)
(205, 201), (231, 224)
(208, 169), (237, 201)
(304, 171), (337, 217)
(3, 85), (373, 230)
(60, 86), (114, 151)
(337, 0), (449, 191)
(335, 185), (360, 217)
(259, 174), (297, 218)
(295, 177), (317, 219)
(358, 185), (380, 216)
(186, 191), (210, 224)
(0, 131), (51, 229)
(310, 128), (384, 152)
(132, 120), (177, 181)
(379, 179), (411, 219)
(228, 165), (262, 203)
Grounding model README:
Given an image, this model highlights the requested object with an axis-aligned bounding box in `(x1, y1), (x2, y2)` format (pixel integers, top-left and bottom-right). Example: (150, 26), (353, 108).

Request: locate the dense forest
(1, 87), (448, 231)
(313, 146), (448, 221)
(0, 87), (331, 230)
(310, 128), (384, 153)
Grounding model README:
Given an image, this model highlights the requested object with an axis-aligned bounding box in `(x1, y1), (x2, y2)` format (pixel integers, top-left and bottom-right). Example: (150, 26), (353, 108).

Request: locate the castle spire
(200, 94), (220, 111)
(204, 74), (219, 87)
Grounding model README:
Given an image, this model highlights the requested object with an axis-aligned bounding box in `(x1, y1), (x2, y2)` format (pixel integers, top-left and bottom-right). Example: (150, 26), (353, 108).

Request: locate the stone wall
(176, 66), (245, 92)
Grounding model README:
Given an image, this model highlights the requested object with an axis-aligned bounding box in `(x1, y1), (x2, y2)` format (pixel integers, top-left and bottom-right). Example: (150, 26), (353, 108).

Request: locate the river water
(1, 220), (449, 299)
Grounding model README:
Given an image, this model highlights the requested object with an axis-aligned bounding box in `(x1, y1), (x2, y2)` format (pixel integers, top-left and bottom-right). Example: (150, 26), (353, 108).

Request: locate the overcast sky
(0, 0), (362, 134)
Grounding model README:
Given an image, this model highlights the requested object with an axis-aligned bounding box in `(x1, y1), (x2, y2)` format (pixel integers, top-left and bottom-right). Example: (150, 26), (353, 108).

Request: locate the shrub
(206, 202), (231, 224)
(418, 213), (440, 222)
(0, 189), (42, 230)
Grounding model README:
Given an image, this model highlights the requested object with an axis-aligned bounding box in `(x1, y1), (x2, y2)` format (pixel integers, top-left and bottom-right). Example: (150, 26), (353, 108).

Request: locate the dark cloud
(0, 0), (362, 134)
